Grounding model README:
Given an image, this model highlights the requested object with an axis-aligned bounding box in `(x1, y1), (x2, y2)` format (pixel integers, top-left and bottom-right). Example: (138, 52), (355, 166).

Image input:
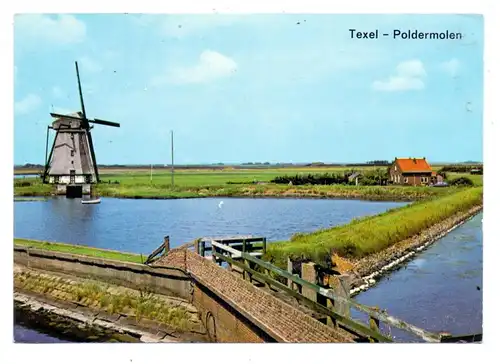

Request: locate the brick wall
(156, 248), (354, 343)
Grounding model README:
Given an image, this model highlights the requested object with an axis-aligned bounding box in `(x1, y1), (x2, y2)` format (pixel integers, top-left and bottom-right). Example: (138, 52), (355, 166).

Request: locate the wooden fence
(205, 238), (481, 343)
(144, 236), (170, 265)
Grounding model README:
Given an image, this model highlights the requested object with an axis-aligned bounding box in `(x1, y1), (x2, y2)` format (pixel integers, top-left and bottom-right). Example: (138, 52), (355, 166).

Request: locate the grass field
(264, 187), (483, 268)
(14, 238), (144, 263)
(13, 166), (481, 201)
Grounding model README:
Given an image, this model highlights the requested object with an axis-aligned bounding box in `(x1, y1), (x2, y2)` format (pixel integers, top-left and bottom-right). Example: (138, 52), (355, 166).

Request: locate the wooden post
(244, 259), (252, 282)
(200, 241), (206, 257)
(287, 258), (294, 289)
(369, 307), (381, 342)
(264, 268), (272, 289)
(370, 315), (381, 332)
(212, 244), (217, 264)
(329, 274), (352, 318)
(262, 238), (267, 254)
(163, 236), (170, 255)
(301, 262), (317, 302)
(242, 239), (247, 253)
(195, 240), (201, 255)
(326, 298), (337, 328)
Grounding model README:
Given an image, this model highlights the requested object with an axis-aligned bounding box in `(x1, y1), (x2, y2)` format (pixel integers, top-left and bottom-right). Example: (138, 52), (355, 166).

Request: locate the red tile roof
(395, 158), (432, 173)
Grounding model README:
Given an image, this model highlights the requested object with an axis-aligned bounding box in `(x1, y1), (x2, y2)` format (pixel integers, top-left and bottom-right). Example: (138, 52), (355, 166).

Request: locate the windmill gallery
(42, 62), (120, 198)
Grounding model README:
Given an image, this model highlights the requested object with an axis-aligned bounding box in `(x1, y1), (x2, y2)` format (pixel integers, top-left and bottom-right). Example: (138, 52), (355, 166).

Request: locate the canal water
(14, 324), (71, 343)
(14, 174), (38, 179)
(352, 212), (483, 342)
(14, 197), (407, 254)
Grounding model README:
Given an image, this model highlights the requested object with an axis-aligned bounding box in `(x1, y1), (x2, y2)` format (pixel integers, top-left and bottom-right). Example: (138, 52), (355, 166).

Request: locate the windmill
(42, 61), (120, 197)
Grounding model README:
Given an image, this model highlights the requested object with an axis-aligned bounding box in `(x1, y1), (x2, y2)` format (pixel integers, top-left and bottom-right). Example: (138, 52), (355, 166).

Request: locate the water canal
(14, 325), (71, 343)
(14, 197), (407, 254)
(353, 212), (483, 342)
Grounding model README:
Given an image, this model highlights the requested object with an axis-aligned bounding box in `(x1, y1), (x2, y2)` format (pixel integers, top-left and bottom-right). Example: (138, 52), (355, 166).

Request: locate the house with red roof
(389, 157), (441, 186)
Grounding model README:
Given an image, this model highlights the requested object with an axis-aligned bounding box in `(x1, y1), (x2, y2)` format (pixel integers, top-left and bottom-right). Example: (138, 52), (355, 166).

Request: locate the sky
(13, 13), (484, 165)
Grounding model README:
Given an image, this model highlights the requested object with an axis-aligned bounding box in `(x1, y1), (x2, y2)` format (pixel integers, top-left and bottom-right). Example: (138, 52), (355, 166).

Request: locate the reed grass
(14, 270), (196, 331)
(94, 183), (455, 201)
(265, 187), (483, 268)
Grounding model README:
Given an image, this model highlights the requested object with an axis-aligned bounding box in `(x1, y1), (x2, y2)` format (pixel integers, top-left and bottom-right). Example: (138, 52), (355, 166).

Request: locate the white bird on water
(218, 201), (224, 208)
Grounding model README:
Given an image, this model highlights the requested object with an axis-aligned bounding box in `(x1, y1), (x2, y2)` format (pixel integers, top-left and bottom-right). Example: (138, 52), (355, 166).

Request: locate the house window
(404, 177), (408, 183)
(422, 177), (428, 183)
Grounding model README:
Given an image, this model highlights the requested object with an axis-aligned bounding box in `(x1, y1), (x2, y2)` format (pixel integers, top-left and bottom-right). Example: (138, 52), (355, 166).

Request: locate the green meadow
(13, 166), (481, 201)
(14, 238), (144, 264)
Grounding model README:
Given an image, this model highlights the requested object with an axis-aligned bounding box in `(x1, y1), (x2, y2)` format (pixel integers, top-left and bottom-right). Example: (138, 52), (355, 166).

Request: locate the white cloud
(395, 60), (427, 78)
(441, 58), (460, 77)
(372, 59), (426, 92)
(79, 56), (102, 73)
(15, 14), (86, 44)
(153, 50), (238, 85)
(15, 94), (42, 115)
(372, 77), (425, 92)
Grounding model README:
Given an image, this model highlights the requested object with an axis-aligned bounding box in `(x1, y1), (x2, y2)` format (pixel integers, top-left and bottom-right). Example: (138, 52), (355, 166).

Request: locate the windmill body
(43, 62), (120, 197)
(46, 112), (97, 186)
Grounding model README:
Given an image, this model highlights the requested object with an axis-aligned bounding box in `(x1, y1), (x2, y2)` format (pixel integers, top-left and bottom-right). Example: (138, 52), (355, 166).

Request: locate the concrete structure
(14, 245), (352, 343)
(14, 246), (191, 299)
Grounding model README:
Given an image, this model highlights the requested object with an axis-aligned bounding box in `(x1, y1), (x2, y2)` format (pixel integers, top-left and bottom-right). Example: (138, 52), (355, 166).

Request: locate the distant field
(13, 165), (482, 202)
(100, 167), (481, 187)
(100, 167), (382, 187)
(14, 166), (482, 186)
(15, 164), (445, 176)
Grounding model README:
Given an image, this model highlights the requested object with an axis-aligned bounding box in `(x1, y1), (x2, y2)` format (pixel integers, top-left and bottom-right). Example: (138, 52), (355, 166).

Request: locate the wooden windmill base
(55, 184), (92, 198)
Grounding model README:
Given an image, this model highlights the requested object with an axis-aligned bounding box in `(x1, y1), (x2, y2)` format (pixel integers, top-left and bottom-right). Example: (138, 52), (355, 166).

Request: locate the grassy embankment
(13, 166), (478, 201)
(14, 238), (143, 264)
(264, 187), (483, 268)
